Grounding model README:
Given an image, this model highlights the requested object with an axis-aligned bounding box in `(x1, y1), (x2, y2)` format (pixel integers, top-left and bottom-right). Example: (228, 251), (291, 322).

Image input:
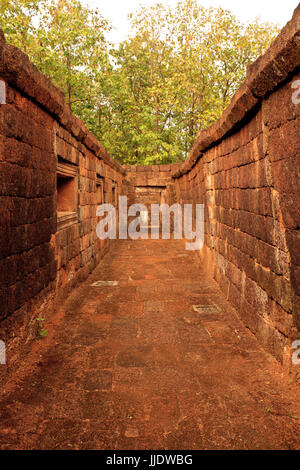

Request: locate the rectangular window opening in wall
(112, 185), (116, 206)
(57, 159), (78, 231)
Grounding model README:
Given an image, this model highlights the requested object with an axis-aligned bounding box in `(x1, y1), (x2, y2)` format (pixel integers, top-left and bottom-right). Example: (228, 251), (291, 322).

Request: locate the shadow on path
(0, 240), (299, 449)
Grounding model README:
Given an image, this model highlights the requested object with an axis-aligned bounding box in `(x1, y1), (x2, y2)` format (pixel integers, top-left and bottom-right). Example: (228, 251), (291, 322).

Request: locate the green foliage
(36, 317), (48, 339)
(35, 0), (110, 112)
(0, 0), (43, 52)
(0, 0), (111, 128)
(0, 0), (279, 164)
(102, 1), (278, 164)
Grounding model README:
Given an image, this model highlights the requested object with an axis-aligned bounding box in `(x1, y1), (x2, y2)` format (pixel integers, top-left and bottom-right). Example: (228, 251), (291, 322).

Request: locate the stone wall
(124, 164), (180, 231)
(0, 33), (126, 352)
(170, 5), (300, 369)
(124, 164), (180, 209)
(0, 4), (299, 373)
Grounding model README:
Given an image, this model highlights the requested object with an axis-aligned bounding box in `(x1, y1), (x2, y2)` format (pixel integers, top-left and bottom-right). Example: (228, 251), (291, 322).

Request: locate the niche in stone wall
(112, 184), (116, 206)
(57, 159), (78, 231)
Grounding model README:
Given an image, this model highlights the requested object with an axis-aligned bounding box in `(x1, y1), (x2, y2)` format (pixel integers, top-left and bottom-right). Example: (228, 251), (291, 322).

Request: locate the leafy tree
(0, 0), (44, 52)
(102, 0), (279, 164)
(0, 0), (111, 135)
(35, 0), (110, 114)
(0, 0), (279, 164)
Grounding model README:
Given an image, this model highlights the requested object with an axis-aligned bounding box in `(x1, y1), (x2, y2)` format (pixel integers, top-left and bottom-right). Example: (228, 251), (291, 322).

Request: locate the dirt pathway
(0, 239), (299, 449)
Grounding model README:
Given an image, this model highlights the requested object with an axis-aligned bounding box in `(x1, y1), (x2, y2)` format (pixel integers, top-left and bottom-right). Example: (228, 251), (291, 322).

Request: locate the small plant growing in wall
(36, 317), (48, 340)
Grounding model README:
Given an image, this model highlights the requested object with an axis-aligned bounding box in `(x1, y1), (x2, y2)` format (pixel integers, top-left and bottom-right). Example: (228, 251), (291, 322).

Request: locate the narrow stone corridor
(0, 239), (299, 450)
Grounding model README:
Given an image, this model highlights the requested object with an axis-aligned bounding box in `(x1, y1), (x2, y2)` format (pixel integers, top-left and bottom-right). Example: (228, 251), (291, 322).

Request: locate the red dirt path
(0, 239), (299, 449)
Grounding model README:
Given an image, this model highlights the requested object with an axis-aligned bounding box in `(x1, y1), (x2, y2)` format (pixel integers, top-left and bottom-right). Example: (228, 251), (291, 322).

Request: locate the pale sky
(84, 0), (299, 44)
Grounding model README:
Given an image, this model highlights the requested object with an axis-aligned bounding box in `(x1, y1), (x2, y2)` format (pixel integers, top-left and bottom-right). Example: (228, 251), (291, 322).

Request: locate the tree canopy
(0, 0), (279, 164)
